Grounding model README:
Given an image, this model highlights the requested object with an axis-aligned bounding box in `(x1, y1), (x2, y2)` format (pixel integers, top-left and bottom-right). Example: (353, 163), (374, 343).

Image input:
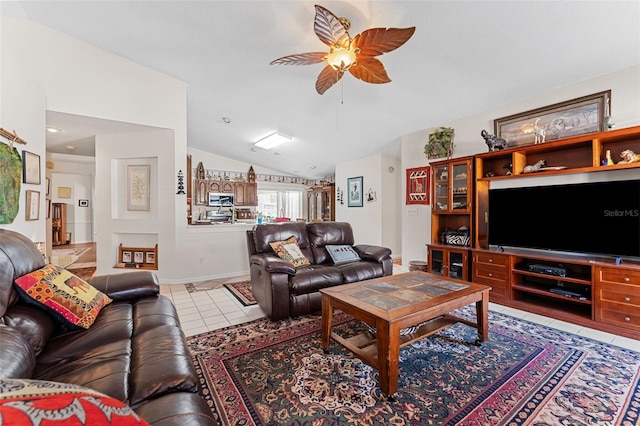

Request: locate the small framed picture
(22, 151), (41, 185)
(25, 190), (40, 221)
(122, 251), (132, 263)
(347, 176), (363, 207)
(58, 186), (71, 199)
(134, 251), (144, 263)
(46, 177), (50, 196)
(145, 252), (155, 264)
(78, 199), (89, 207)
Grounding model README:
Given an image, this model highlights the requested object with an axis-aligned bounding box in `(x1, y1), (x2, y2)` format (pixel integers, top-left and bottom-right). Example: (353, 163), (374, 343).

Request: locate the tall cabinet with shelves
(307, 185), (335, 222)
(427, 156), (474, 280)
(471, 125), (640, 339)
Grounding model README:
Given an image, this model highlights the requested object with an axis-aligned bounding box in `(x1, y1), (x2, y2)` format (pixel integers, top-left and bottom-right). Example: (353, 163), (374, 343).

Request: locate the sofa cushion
(270, 237), (311, 267)
(0, 378), (149, 425)
(307, 221), (355, 263)
(338, 261), (386, 284)
(3, 304), (55, 356)
(326, 245), (361, 265)
(0, 325), (36, 378)
(14, 264), (112, 330)
(289, 266), (343, 296)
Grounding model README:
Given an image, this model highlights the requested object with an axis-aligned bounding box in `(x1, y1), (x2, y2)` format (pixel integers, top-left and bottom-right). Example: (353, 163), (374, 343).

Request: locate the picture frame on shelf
(134, 251), (144, 263)
(22, 151), (41, 184)
(25, 190), (40, 221)
(127, 164), (151, 211)
(494, 90), (610, 147)
(347, 176), (363, 207)
(145, 251), (155, 264)
(122, 251), (132, 263)
(406, 166), (430, 205)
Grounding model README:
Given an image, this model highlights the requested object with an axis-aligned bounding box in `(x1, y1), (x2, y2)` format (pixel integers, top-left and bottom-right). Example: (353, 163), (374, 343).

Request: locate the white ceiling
(4, 1), (640, 179)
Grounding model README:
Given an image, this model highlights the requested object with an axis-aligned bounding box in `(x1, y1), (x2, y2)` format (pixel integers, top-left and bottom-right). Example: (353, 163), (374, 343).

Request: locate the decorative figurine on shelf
(481, 130), (507, 151)
(523, 159), (546, 173)
(503, 162), (513, 175)
(196, 162), (205, 179)
(247, 166), (256, 183)
(534, 118), (546, 144)
(603, 150), (614, 166)
(176, 170), (186, 194)
(619, 149), (640, 164)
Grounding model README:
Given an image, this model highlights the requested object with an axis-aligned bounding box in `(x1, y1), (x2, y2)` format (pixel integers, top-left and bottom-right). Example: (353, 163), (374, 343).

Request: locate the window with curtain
(257, 187), (303, 221)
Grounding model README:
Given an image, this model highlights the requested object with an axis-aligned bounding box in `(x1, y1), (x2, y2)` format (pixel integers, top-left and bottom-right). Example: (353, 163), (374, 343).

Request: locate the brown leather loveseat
(246, 221), (393, 320)
(0, 229), (215, 425)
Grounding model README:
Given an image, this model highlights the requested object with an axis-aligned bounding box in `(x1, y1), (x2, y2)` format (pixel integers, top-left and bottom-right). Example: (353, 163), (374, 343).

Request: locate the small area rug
(50, 247), (90, 269)
(188, 308), (640, 425)
(68, 267), (96, 280)
(222, 280), (257, 306)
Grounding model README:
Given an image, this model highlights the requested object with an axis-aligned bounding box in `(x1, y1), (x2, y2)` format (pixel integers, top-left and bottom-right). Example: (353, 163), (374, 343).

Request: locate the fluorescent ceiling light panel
(255, 132), (292, 150)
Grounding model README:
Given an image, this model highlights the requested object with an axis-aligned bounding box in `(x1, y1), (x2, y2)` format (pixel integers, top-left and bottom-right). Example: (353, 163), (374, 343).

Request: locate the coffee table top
(320, 271), (490, 321)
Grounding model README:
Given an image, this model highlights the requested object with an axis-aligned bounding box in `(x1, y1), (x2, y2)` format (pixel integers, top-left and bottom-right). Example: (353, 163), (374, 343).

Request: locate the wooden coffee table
(320, 271), (490, 396)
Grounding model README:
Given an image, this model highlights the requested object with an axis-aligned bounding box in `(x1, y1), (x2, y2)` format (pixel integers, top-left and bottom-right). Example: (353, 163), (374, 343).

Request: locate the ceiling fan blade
(353, 27), (416, 57)
(270, 52), (327, 66)
(316, 65), (344, 94)
(349, 57), (391, 84)
(314, 5), (351, 48)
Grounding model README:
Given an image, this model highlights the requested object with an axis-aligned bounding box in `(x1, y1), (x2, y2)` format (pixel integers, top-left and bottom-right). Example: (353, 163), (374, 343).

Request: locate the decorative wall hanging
(0, 142), (22, 224)
(176, 170), (186, 195)
(366, 188), (377, 203)
(406, 166), (430, 205)
(78, 199), (89, 207)
(25, 190), (40, 221)
(347, 176), (363, 207)
(494, 91), (610, 147)
(424, 127), (455, 159)
(57, 187), (71, 199)
(126, 165), (150, 211)
(22, 151), (41, 184)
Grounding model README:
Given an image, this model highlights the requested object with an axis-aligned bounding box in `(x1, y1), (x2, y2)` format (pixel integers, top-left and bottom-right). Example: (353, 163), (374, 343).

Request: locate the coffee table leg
(377, 320), (401, 396)
(321, 293), (332, 351)
(475, 290), (489, 344)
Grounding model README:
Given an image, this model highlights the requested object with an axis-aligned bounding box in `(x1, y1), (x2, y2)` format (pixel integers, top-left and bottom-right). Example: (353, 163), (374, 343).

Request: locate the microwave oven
(208, 192), (234, 207)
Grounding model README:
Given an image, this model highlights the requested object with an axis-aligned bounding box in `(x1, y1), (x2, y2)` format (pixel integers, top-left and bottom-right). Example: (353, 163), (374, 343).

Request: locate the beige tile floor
(160, 266), (639, 351)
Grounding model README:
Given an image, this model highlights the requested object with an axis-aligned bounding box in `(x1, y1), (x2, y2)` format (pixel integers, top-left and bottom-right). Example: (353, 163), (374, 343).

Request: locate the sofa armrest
(353, 245), (392, 264)
(87, 271), (159, 302)
(250, 254), (296, 275)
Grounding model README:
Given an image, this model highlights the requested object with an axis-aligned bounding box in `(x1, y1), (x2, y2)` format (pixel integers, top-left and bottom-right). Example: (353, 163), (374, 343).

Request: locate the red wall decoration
(406, 166), (430, 205)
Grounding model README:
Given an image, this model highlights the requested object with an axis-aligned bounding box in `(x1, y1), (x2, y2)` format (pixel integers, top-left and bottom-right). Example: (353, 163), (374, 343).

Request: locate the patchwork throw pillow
(269, 236), (310, 267)
(0, 378), (149, 426)
(326, 245), (361, 265)
(14, 264), (112, 330)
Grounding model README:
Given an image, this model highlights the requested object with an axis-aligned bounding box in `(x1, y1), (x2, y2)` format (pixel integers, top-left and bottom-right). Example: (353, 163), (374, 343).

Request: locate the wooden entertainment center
(428, 125), (640, 339)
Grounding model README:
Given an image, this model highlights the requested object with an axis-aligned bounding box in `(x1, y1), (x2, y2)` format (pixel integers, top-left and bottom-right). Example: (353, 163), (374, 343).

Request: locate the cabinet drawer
(597, 305), (640, 330)
(599, 289), (640, 306)
(474, 252), (509, 267)
(474, 266), (508, 283)
(599, 268), (640, 286)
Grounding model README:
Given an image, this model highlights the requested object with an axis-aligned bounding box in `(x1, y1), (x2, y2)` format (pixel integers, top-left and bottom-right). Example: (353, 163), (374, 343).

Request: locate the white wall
(400, 65), (640, 269)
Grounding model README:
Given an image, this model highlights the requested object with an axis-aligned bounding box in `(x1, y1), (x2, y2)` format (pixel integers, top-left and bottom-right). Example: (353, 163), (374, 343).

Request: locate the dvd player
(550, 288), (586, 299)
(528, 264), (567, 277)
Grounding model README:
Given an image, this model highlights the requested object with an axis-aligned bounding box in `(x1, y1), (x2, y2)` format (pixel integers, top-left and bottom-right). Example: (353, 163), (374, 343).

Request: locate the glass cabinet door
(448, 250), (465, 279)
(451, 163), (469, 211)
(433, 165), (449, 211)
(428, 247), (444, 275)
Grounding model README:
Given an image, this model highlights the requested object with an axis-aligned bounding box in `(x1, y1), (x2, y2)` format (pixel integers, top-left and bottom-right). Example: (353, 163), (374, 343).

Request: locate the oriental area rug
(187, 308), (640, 425)
(222, 281), (257, 306)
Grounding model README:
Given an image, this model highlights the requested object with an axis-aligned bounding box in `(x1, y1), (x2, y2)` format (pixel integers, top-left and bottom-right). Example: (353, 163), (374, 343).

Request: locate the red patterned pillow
(14, 264), (112, 330)
(0, 378), (149, 425)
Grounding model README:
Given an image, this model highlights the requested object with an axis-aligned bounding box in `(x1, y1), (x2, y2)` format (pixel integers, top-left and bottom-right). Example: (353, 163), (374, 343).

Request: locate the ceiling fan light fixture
(254, 132), (292, 150)
(327, 47), (356, 72)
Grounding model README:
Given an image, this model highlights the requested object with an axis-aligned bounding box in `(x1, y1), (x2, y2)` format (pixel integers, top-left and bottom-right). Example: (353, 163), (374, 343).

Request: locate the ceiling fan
(270, 5), (415, 95)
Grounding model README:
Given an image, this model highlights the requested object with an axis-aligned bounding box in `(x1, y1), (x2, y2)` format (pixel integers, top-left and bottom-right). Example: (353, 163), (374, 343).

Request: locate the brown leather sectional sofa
(246, 221), (393, 320)
(0, 229), (215, 425)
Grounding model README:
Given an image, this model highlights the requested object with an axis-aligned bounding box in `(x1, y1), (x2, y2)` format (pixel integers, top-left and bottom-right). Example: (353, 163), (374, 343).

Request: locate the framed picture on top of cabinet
(494, 90), (610, 147)
(347, 176), (363, 207)
(406, 166), (430, 205)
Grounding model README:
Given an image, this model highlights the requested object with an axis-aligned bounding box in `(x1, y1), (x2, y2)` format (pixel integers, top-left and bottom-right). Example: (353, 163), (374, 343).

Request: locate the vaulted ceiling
(3, 1), (639, 179)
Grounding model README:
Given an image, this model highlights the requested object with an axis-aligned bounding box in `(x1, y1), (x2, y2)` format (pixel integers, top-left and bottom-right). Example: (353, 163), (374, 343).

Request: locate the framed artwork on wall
(25, 190), (40, 221)
(58, 186), (71, 199)
(22, 151), (41, 184)
(494, 90), (610, 147)
(127, 164), (150, 211)
(347, 176), (363, 207)
(406, 166), (430, 205)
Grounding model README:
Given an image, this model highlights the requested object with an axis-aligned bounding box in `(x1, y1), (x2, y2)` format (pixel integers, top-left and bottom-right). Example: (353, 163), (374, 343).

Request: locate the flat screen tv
(488, 179), (640, 260)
